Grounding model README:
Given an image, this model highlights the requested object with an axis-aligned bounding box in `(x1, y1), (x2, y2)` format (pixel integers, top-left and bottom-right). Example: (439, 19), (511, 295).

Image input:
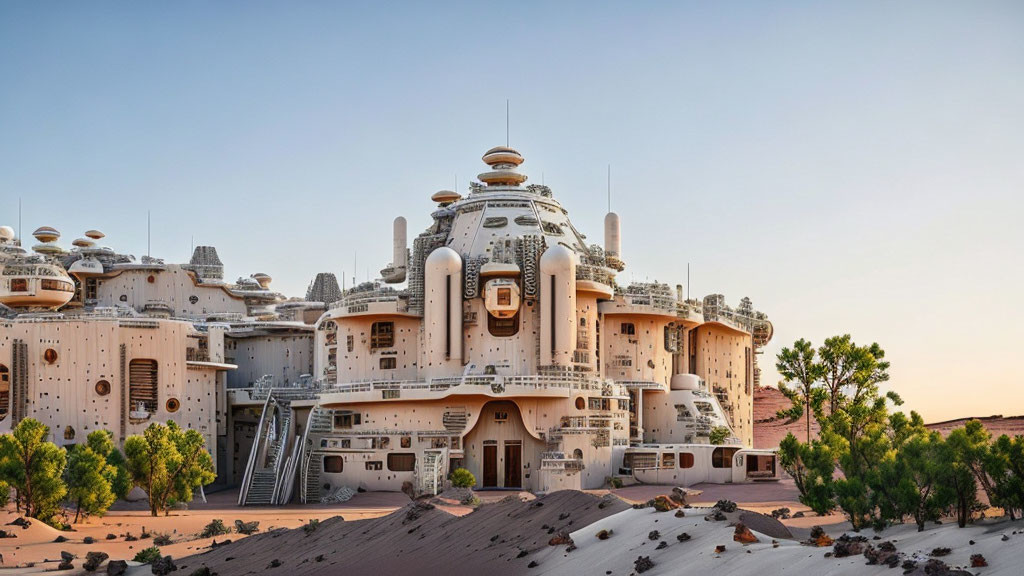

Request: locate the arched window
(572, 448), (583, 460)
(712, 447), (739, 469)
(64, 426), (76, 441)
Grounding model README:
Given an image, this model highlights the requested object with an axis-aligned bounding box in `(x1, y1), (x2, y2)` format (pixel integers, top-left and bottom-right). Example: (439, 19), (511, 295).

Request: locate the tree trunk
(74, 501), (81, 524)
(806, 397), (811, 443)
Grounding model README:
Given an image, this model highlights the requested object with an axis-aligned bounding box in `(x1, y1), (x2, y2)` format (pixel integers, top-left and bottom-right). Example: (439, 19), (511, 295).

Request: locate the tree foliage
(0, 419), (67, 524)
(66, 430), (127, 522)
(708, 426), (730, 445)
(123, 422), (215, 516)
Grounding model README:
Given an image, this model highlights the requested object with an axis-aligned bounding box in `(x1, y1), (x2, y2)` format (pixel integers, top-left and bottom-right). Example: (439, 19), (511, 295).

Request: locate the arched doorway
(463, 401), (542, 490)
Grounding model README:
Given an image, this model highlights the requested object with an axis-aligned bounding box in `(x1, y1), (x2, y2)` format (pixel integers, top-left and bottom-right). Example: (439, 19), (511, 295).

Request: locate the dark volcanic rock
(84, 551), (109, 571)
(634, 556), (654, 573)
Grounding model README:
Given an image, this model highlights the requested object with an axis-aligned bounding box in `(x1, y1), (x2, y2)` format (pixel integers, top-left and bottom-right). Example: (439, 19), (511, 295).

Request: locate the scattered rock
(676, 533), (691, 542)
(404, 502), (435, 523)
(210, 539), (232, 549)
(970, 553), (987, 567)
(234, 520), (260, 535)
(596, 529), (613, 540)
(82, 536), (95, 544)
(864, 542), (899, 568)
(267, 559), (281, 569)
(8, 517), (31, 529)
(705, 510), (727, 522)
(189, 568), (213, 576)
(528, 561), (538, 568)
(715, 499), (737, 513)
(832, 534), (869, 558)
(54, 535), (68, 543)
(548, 531), (573, 546)
(652, 495), (680, 512)
(647, 530), (660, 541)
(733, 522), (759, 545)
(57, 550), (75, 570)
(634, 556), (654, 573)
(84, 551), (109, 571)
(806, 526), (834, 547)
(107, 560), (128, 576)
(517, 549), (529, 558)
(674, 509), (686, 518)
(106, 534), (117, 540)
(656, 541), (667, 550)
(1001, 534), (1010, 542)
(670, 487), (688, 506)
(771, 507), (791, 519)
(152, 555), (177, 576)
(792, 511), (805, 518)
(930, 547), (951, 557)
(714, 545), (726, 554)
(153, 534), (172, 546)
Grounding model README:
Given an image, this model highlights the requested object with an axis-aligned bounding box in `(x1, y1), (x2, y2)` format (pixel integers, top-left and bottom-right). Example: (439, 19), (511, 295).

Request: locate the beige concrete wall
(601, 314), (674, 386)
(225, 333), (313, 388)
(93, 266), (247, 317)
(691, 324), (754, 447)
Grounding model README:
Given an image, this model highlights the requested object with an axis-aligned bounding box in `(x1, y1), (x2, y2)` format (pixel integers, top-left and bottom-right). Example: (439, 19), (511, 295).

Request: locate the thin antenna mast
(687, 263), (690, 301)
(147, 210), (151, 257)
(18, 197), (22, 245)
(505, 99), (509, 147)
(607, 165), (611, 212)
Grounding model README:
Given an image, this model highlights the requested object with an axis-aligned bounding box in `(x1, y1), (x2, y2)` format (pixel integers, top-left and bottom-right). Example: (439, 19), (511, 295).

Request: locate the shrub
(153, 533), (172, 546)
(709, 426), (730, 445)
(133, 546), (162, 564)
(303, 519), (320, 535)
(450, 467), (476, 488)
(200, 519), (230, 538)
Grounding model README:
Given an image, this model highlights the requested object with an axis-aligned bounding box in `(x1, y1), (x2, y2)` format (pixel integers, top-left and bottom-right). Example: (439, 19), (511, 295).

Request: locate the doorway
(483, 444), (498, 487)
(504, 442), (522, 488)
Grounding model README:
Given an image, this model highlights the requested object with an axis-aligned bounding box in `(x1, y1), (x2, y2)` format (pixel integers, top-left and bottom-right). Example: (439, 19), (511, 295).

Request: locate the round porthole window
(43, 348), (58, 364)
(189, 295), (199, 304)
(166, 398), (180, 413)
(95, 380), (111, 396)
(147, 275), (155, 283)
(575, 397), (586, 410)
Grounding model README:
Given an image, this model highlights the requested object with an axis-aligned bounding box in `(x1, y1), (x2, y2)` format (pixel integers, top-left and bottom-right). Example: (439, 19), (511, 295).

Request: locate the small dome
(33, 226), (60, 243)
(0, 226), (14, 241)
(33, 243), (65, 256)
(72, 238), (95, 248)
(482, 146), (524, 167)
(431, 190), (461, 204)
(251, 272), (272, 288)
(84, 229), (105, 240)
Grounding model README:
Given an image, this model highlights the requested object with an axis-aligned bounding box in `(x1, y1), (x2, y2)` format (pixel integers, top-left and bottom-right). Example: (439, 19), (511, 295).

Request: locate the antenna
(353, 252), (357, 287)
(505, 99), (509, 147)
(147, 210), (151, 257)
(607, 164), (611, 212)
(687, 263), (690, 301)
(455, 174), (458, 193)
(18, 197), (22, 245)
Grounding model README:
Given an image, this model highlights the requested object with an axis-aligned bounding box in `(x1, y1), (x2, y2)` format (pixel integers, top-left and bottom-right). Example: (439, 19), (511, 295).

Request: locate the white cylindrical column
(424, 247), (463, 370)
(393, 217), (408, 270)
(604, 212), (621, 259)
(540, 244), (577, 367)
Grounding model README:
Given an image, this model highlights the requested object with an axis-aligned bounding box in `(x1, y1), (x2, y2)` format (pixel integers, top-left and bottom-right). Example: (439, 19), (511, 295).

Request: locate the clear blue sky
(2, 1), (1022, 421)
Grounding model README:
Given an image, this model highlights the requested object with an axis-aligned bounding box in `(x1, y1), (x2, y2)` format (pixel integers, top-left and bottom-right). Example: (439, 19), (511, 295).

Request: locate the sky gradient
(2, 1), (1022, 422)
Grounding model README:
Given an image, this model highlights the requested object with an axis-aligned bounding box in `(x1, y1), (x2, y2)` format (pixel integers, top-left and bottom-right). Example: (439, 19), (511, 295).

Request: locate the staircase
(442, 408), (467, 432)
(418, 448), (447, 496)
(300, 406), (334, 504)
(239, 395), (297, 506)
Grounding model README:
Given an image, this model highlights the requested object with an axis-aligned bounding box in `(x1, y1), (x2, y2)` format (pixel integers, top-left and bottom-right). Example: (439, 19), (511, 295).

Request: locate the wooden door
(483, 445), (498, 488)
(504, 443), (522, 488)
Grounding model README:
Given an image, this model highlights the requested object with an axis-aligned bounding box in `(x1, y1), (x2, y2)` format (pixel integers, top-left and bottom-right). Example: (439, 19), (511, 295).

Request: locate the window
(323, 456), (344, 473)
(379, 357), (397, 370)
(712, 447), (739, 469)
(620, 323), (635, 336)
(165, 398), (180, 413)
(679, 452), (695, 469)
(334, 412), (361, 429)
(94, 380), (111, 396)
(572, 448), (583, 460)
(41, 279), (73, 292)
(365, 461), (383, 471)
(370, 322), (395, 350)
(64, 426), (75, 441)
(129, 359), (158, 416)
(488, 313), (519, 337)
(388, 453), (416, 472)
(9, 278), (27, 292)
(575, 397), (585, 410)
(43, 349), (58, 364)
(346, 335), (354, 352)
(400, 436), (411, 448)
(382, 389), (400, 399)
(494, 411), (508, 422)
(0, 364), (9, 419)
(497, 288), (511, 306)
(661, 453), (675, 468)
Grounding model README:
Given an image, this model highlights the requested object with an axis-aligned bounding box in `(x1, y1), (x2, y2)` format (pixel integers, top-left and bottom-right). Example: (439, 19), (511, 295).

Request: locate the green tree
(124, 422), (215, 516)
(776, 339), (824, 443)
(778, 433), (835, 515)
(66, 430), (127, 522)
(987, 434), (1024, 519)
(0, 419), (67, 523)
(708, 426), (730, 445)
(945, 423), (986, 527)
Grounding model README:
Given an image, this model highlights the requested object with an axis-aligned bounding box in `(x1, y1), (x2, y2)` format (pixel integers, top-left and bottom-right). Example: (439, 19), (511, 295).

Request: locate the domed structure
(477, 146), (528, 186)
(84, 229), (105, 240)
(0, 226), (14, 242)
(33, 226), (60, 243)
(430, 190), (461, 205)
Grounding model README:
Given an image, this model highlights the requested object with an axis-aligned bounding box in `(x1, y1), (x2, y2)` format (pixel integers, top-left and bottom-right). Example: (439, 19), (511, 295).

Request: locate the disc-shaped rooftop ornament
(84, 229), (105, 240)
(482, 146), (524, 167)
(431, 190), (461, 204)
(33, 242), (65, 256)
(33, 226), (60, 243)
(252, 272), (272, 288)
(72, 238), (95, 248)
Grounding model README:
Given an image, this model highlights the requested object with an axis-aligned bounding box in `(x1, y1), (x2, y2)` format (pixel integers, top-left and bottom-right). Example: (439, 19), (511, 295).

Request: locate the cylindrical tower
(540, 244), (577, 367)
(424, 246), (463, 371)
(604, 212), (621, 259)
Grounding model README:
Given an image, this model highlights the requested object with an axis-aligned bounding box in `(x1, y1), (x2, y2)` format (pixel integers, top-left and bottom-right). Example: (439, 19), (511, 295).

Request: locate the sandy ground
(0, 488), (407, 573)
